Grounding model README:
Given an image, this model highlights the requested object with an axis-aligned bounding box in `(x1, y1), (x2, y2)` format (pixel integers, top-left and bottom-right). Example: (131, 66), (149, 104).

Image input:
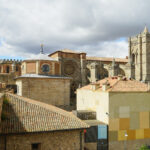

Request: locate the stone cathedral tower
(129, 26), (150, 82)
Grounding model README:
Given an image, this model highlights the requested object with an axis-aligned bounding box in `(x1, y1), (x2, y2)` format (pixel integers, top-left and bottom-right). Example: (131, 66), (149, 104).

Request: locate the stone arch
(118, 68), (125, 76)
(86, 68), (91, 84)
(97, 67), (109, 80)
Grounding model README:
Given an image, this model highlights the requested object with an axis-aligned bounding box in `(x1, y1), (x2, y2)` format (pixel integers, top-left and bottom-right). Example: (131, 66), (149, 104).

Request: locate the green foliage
(1, 113), (7, 121)
(3, 96), (9, 105)
(139, 145), (150, 150)
(1, 96), (9, 121)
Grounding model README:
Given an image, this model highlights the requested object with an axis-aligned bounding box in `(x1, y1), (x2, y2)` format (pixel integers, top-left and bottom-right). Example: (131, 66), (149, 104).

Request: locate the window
(6, 66), (9, 73)
(42, 64), (50, 73)
(32, 143), (41, 150)
(16, 66), (19, 71)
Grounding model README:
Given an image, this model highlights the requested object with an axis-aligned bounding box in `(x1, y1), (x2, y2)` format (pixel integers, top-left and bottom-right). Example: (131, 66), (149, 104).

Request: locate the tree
(139, 145), (150, 150)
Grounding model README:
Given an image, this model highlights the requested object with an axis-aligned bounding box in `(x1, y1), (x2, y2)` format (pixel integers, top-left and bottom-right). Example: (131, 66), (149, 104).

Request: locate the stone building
(2, 27), (150, 101)
(128, 26), (150, 82)
(77, 76), (150, 150)
(0, 59), (21, 85)
(0, 59), (21, 75)
(49, 49), (87, 98)
(0, 93), (89, 150)
(49, 49), (128, 101)
(16, 52), (71, 109)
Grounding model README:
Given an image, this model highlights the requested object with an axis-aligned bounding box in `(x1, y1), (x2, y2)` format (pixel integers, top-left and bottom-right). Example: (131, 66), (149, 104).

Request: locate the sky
(0, 0), (150, 60)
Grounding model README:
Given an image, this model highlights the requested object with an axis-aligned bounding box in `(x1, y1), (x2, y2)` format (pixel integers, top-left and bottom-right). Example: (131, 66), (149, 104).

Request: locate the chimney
(102, 81), (110, 91)
(118, 75), (123, 81)
(91, 83), (100, 91)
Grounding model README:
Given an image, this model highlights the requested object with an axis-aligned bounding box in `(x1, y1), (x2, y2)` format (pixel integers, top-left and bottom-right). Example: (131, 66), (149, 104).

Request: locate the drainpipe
(80, 131), (83, 150)
(4, 135), (7, 150)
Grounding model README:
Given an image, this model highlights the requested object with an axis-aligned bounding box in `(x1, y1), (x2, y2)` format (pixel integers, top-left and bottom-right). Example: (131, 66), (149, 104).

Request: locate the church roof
(49, 49), (85, 57)
(86, 56), (128, 63)
(80, 77), (149, 92)
(1, 93), (89, 134)
(16, 74), (71, 79)
(25, 53), (58, 61)
(60, 49), (84, 54)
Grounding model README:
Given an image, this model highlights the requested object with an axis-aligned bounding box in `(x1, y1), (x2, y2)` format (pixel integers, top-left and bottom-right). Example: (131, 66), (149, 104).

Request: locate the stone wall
(0, 130), (84, 150)
(0, 73), (16, 85)
(16, 77), (70, 107)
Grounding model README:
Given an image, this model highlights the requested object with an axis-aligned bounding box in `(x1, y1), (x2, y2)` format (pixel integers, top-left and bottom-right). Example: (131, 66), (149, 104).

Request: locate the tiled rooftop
(49, 49), (85, 56)
(1, 93), (89, 134)
(80, 77), (149, 92)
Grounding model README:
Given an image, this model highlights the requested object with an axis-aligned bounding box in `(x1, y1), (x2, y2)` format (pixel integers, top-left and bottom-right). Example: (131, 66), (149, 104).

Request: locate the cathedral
(0, 27), (150, 98)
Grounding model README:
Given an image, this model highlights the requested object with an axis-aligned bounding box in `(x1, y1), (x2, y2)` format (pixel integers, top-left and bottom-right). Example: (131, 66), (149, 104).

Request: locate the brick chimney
(90, 83), (100, 90)
(102, 81), (110, 91)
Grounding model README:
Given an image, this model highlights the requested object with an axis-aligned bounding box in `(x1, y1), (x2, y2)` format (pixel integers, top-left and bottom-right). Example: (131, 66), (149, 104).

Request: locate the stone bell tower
(129, 26), (150, 82)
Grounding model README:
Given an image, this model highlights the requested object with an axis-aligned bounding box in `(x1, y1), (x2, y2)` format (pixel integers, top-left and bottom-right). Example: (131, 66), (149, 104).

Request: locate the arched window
(16, 66), (19, 72)
(132, 54), (135, 64)
(6, 66), (10, 73)
(118, 68), (125, 76)
(97, 68), (109, 80)
(86, 68), (91, 78)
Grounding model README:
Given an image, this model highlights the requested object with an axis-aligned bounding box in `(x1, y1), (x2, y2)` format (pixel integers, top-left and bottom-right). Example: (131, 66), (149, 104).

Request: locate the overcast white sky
(0, 0), (150, 59)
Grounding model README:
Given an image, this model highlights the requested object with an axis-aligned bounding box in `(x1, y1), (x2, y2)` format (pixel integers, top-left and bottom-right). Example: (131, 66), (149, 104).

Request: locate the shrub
(139, 145), (150, 150)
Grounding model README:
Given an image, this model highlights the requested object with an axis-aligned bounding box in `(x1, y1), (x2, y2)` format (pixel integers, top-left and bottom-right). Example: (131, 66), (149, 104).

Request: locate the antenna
(40, 44), (44, 54)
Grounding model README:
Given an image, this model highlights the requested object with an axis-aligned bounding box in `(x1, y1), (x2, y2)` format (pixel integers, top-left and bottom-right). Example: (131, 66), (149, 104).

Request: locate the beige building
(77, 76), (150, 150)
(0, 93), (89, 150)
(16, 52), (71, 109)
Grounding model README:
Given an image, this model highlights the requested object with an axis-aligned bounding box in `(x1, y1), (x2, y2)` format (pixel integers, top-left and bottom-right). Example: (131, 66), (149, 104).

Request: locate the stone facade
(16, 77), (70, 108)
(0, 130), (84, 150)
(0, 59), (21, 86)
(22, 60), (61, 76)
(49, 50), (128, 100)
(129, 26), (150, 82)
(49, 50), (87, 98)
(0, 59), (21, 76)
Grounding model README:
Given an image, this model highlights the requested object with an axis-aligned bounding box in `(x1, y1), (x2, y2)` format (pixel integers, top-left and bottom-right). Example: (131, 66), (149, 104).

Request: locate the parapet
(0, 59), (22, 64)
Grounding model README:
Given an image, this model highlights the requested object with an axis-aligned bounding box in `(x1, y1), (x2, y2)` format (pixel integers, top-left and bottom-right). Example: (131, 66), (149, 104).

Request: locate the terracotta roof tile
(80, 77), (149, 92)
(1, 93), (89, 134)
